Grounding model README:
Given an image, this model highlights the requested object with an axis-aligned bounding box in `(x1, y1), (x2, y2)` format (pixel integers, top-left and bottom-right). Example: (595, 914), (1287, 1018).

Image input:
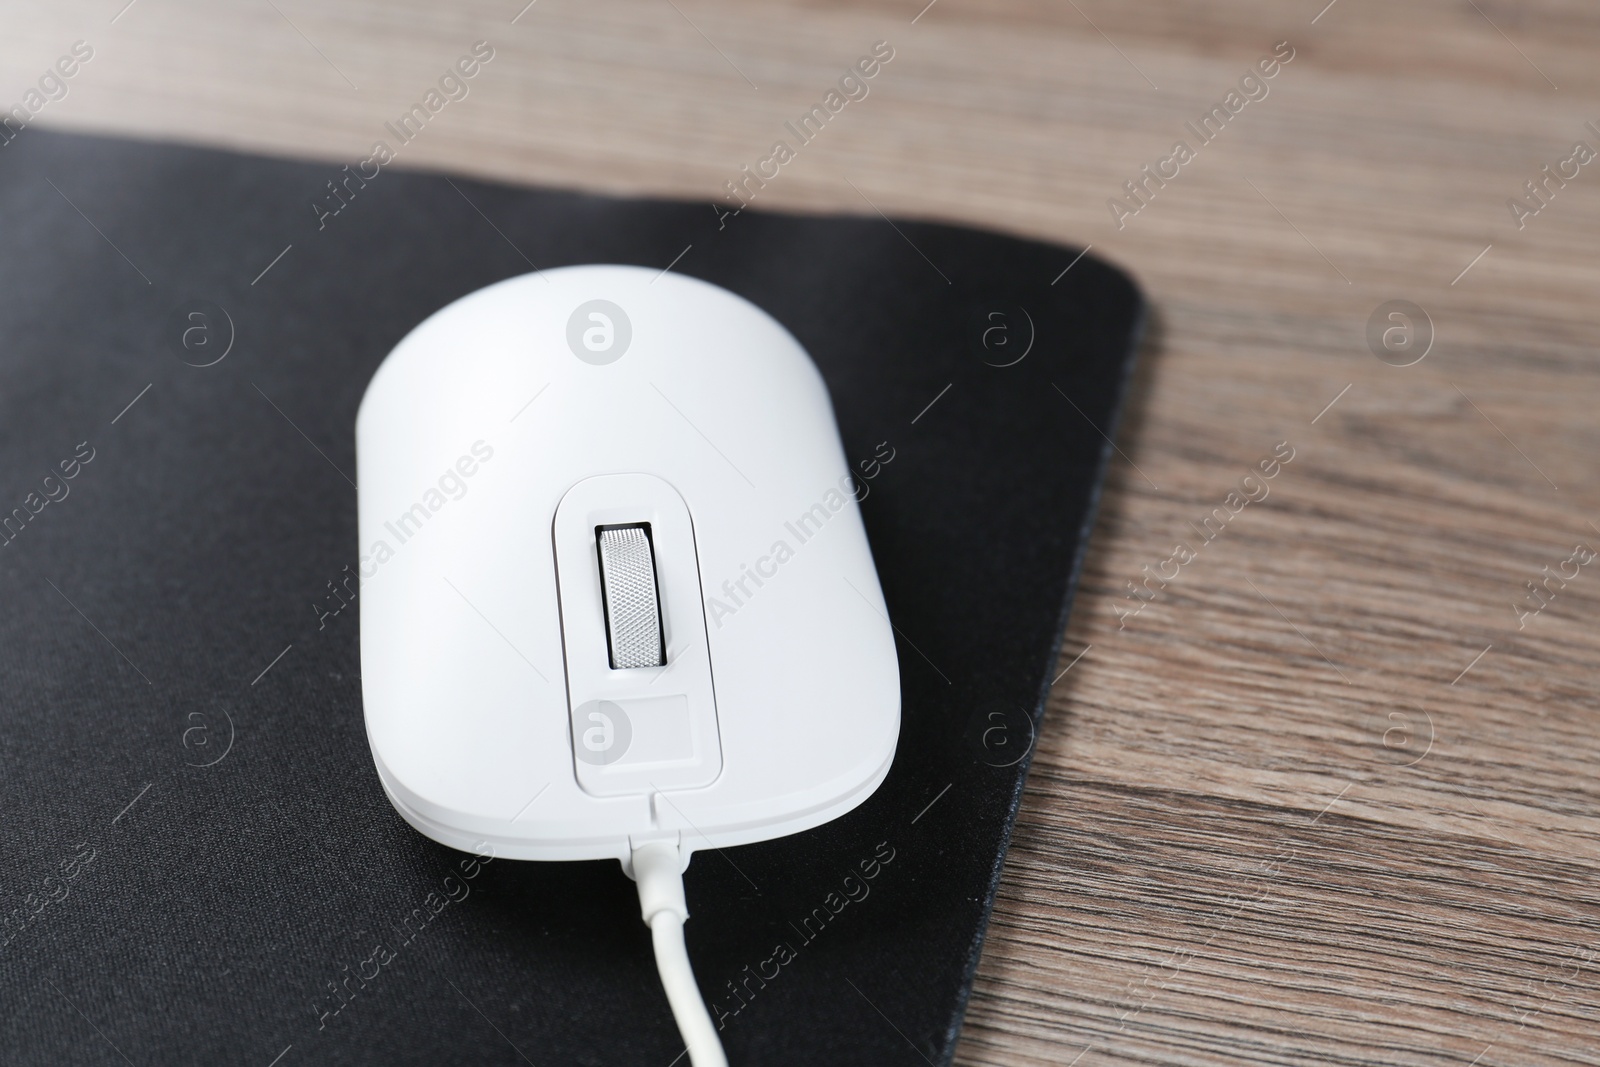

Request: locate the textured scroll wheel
(597, 524), (665, 669)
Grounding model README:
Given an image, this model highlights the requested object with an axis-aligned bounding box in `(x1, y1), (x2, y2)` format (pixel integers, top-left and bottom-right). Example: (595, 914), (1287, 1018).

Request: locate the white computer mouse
(354, 265), (901, 865)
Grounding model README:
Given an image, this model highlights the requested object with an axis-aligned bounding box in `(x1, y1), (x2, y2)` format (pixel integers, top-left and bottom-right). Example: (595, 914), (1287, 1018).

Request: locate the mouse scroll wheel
(596, 524), (666, 670)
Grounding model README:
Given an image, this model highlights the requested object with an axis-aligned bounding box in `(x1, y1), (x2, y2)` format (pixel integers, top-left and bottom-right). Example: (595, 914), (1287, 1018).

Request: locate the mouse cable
(629, 840), (729, 1067)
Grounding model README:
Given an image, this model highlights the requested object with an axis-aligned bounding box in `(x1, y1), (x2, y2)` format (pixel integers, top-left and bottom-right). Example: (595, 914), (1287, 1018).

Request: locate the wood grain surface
(7, 1), (1600, 1063)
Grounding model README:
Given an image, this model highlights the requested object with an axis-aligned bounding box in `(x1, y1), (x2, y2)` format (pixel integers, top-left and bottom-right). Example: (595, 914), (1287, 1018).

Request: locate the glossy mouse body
(356, 265), (900, 862)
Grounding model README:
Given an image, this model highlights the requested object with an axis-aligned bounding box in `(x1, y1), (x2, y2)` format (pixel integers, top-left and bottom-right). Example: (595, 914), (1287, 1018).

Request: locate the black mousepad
(0, 129), (1142, 1066)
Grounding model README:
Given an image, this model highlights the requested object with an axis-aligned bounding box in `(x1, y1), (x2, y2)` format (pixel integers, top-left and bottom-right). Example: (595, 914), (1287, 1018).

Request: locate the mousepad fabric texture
(0, 130), (1142, 1066)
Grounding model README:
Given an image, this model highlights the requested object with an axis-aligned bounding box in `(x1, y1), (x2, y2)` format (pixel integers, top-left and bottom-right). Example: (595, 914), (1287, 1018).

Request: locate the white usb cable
(629, 840), (728, 1067)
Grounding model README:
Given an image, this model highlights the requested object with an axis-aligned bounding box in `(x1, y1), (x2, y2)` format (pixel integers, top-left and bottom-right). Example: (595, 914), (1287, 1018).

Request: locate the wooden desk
(12, 1), (1598, 1061)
